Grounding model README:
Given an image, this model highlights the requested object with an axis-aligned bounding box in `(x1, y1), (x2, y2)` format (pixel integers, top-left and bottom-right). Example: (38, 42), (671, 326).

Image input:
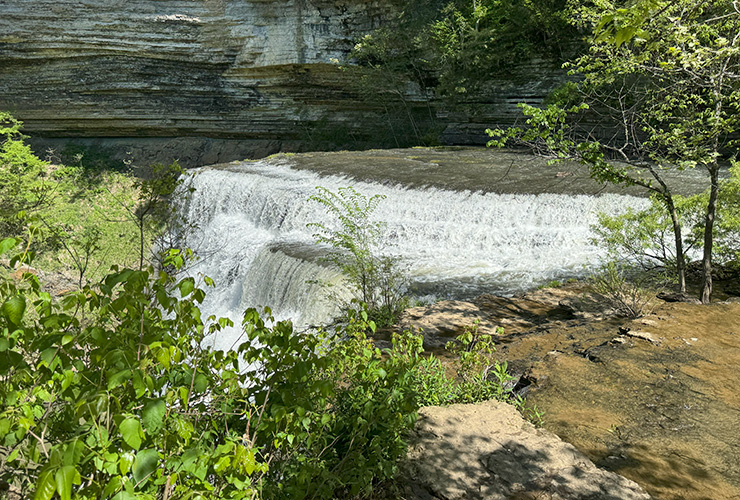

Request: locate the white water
(178, 159), (648, 349)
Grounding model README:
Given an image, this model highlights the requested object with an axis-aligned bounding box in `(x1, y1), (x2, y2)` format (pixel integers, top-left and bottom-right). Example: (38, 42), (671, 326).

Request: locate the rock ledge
(401, 400), (652, 500)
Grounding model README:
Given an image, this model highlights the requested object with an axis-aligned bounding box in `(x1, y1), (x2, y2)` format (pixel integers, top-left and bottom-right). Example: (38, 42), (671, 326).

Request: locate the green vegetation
(0, 115), (535, 499)
(590, 262), (661, 319)
(350, 0), (575, 99)
(488, 0), (740, 303)
(341, 0), (576, 147)
(593, 164), (740, 275)
(308, 186), (408, 327)
(0, 113), (187, 287)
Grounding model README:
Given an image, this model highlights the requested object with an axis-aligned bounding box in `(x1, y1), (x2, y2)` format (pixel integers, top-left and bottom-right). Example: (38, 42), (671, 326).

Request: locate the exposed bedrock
(0, 0), (565, 166)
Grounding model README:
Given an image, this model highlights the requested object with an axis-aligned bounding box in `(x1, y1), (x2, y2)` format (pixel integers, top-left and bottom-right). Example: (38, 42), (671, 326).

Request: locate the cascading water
(178, 157), (648, 349)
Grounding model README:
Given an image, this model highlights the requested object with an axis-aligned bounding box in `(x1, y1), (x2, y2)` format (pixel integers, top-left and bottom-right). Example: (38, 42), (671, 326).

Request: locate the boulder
(401, 401), (652, 500)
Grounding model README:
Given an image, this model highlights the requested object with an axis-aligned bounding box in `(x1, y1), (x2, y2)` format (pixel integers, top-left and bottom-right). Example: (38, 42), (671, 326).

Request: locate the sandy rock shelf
(395, 284), (740, 500)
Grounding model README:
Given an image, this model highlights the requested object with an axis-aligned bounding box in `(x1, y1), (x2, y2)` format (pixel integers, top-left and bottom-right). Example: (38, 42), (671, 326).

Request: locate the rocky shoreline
(394, 283), (740, 500)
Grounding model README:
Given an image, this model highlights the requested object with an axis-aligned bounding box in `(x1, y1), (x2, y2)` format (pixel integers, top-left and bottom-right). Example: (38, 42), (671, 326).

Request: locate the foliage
(350, 0), (576, 100)
(0, 245), (267, 500)
(488, 0), (740, 302)
(428, 0), (574, 96)
(236, 311), (429, 499)
(593, 163), (740, 272)
(0, 113), (190, 286)
(592, 194), (704, 273)
(0, 112), (52, 238)
(712, 161), (740, 263)
(404, 355), (458, 407)
(435, 321), (544, 425)
(130, 162), (191, 271)
(445, 320), (512, 403)
(590, 261), (661, 318)
(308, 187), (408, 327)
(32, 167), (144, 287)
(0, 237), (438, 500)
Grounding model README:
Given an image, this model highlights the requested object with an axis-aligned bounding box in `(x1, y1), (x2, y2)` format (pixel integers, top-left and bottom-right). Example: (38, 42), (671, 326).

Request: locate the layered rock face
(1, 0), (412, 164)
(0, 0), (563, 166)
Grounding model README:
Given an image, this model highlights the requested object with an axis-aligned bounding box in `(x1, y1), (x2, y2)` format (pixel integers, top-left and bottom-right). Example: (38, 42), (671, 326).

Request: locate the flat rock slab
(401, 401), (652, 500)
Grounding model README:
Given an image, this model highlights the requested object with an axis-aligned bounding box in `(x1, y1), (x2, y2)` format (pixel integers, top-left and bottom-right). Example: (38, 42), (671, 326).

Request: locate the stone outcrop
(0, 1), (567, 166)
(401, 401), (652, 500)
(0, 0), (425, 165)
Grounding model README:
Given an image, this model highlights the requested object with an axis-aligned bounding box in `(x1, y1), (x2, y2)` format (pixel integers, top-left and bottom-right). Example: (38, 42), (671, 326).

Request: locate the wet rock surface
(398, 284), (740, 500)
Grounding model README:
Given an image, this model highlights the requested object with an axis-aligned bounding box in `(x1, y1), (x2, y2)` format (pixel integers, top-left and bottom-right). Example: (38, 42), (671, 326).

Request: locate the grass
(26, 164), (151, 286)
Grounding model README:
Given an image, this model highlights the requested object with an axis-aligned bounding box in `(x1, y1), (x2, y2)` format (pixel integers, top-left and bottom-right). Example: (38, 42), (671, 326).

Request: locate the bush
(592, 164), (740, 278)
(0, 112), (52, 238)
(590, 262), (661, 319)
(0, 112), (186, 286)
(309, 186), (408, 327)
(1, 245), (265, 500)
(0, 241), (428, 500)
(591, 194), (704, 275)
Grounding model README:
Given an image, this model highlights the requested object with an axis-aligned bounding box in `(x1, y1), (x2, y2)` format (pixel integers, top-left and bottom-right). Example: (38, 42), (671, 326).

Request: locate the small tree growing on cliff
(488, 0), (740, 303)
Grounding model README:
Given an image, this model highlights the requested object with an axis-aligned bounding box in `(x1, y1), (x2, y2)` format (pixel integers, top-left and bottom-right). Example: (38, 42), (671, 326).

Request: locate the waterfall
(178, 158), (648, 349)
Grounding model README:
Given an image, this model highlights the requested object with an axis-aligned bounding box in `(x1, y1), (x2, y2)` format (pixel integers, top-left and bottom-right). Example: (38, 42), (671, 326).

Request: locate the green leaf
(34, 469), (56, 500)
(142, 399), (166, 434)
(2, 295), (26, 326)
(178, 277), (195, 297)
(193, 373), (208, 394)
(243, 449), (259, 476)
(102, 476), (123, 498)
(120, 418), (143, 450)
(214, 456), (230, 473)
(108, 369), (132, 390)
(0, 237), (19, 256)
(119, 451), (135, 476)
(112, 490), (137, 500)
(0, 351), (24, 375)
(103, 269), (135, 292)
(54, 465), (80, 500)
(132, 448), (159, 486)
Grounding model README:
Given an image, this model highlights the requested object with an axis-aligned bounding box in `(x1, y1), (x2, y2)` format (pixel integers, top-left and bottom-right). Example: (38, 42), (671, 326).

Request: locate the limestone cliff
(0, 0), (564, 166)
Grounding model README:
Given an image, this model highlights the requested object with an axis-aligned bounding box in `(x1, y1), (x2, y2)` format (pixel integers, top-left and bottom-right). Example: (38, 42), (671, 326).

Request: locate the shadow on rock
(400, 400), (651, 500)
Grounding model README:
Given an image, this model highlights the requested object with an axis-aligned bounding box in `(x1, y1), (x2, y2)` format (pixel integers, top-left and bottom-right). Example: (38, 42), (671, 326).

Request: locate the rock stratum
(0, 1), (564, 166)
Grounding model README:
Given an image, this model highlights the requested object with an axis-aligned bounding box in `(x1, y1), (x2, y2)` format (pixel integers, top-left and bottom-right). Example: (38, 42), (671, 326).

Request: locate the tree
(0, 112), (53, 237)
(488, 0), (740, 302)
(308, 186), (408, 325)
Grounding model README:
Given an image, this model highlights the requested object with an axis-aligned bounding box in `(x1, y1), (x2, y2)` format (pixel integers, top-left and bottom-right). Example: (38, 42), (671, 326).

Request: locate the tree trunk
(701, 164), (720, 304)
(663, 194), (687, 293)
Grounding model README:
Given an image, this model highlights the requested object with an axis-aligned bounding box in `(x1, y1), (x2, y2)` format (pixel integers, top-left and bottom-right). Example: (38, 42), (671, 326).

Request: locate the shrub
(0, 112), (52, 238)
(0, 240), (427, 500)
(308, 186), (408, 327)
(0, 245), (265, 499)
(591, 194), (704, 275)
(438, 321), (544, 425)
(445, 320), (512, 403)
(590, 262), (661, 319)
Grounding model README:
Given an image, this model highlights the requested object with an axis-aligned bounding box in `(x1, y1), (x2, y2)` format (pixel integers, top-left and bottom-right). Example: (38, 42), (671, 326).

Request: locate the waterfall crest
(178, 158), (647, 347)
